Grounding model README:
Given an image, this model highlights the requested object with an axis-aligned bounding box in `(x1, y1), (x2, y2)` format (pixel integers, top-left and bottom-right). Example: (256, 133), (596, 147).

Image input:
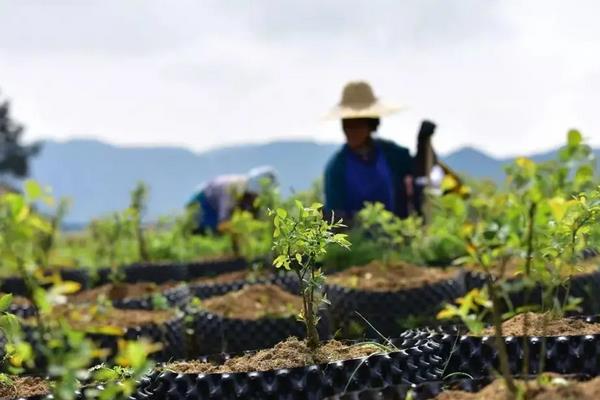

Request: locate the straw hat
(326, 81), (403, 119)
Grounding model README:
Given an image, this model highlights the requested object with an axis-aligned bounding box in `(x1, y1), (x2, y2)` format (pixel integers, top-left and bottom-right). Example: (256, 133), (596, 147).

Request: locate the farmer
(187, 166), (277, 234)
(324, 81), (415, 221)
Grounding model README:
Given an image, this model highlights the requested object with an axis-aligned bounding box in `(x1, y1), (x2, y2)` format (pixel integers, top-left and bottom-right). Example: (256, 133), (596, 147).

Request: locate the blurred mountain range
(29, 139), (599, 223)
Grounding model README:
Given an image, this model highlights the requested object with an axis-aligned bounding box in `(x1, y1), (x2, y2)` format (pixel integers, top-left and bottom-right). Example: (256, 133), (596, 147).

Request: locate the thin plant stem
(486, 275), (517, 395)
(521, 202), (537, 379)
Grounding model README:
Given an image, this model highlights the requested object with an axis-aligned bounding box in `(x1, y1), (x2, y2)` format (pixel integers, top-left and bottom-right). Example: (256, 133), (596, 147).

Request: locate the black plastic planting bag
(132, 341), (445, 400)
(95, 264), (188, 286)
(189, 272), (300, 300)
(0, 268), (90, 297)
(186, 259), (247, 280)
(423, 316), (600, 379)
(112, 284), (191, 310)
(22, 315), (187, 371)
(89, 315), (187, 362)
(124, 264), (189, 284)
(189, 279), (248, 300)
(191, 310), (331, 356)
(327, 271), (466, 338)
(8, 302), (36, 318)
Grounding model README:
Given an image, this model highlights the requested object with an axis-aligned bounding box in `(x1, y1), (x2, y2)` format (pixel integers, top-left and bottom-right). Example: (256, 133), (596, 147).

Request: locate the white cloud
(0, 0), (598, 157)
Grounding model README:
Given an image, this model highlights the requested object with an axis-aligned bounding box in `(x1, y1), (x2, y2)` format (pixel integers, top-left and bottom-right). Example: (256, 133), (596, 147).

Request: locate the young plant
(271, 201), (350, 350)
(437, 288), (492, 335)
(129, 181), (149, 263)
(357, 202), (423, 265)
(229, 209), (272, 265)
(36, 197), (70, 269)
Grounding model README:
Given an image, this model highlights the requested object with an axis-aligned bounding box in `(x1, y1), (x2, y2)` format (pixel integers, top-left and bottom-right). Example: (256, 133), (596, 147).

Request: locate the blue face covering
(343, 143), (395, 217)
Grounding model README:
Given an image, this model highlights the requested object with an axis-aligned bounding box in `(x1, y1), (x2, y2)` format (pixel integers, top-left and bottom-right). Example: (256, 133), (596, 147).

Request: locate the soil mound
(202, 284), (301, 319)
(166, 337), (380, 374)
(480, 312), (600, 336)
(329, 261), (457, 291)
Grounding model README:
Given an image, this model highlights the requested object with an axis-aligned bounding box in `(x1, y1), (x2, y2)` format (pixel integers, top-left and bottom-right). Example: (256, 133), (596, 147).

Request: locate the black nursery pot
(186, 258), (247, 280)
(111, 284), (191, 310)
(94, 264), (188, 286)
(189, 272), (300, 300)
(124, 263), (189, 284)
(327, 271), (466, 338)
(190, 310), (331, 356)
(8, 302), (37, 318)
(423, 315), (600, 379)
(132, 340), (445, 400)
(22, 314), (187, 371)
(90, 314), (187, 362)
(0, 268), (90, 297)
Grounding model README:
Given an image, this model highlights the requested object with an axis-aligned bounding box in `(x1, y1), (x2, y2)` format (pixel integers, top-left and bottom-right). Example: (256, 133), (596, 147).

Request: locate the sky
(0, 0), (599, 157)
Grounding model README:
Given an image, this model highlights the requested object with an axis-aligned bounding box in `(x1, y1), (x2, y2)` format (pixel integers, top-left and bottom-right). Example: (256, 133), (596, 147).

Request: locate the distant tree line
(0, 89), (40, 181)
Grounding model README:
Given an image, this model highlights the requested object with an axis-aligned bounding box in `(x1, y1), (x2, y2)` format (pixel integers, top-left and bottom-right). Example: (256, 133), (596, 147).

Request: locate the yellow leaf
(441, 174), (458, 192)
(52, 281), (82, 295)
(548, 197), (566, 221)
(87, 325), (125, 336)
(516, 157), (534, 170)
(436, 307), (456, 320)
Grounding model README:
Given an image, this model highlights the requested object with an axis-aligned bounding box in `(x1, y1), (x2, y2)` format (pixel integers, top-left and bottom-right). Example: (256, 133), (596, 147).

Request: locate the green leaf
(0, 294), (13, 312)
(0, 314), (21, 339)
(567, 129), (582, 147)
(24, 180), (43, 200)
(310, 202), (324, 210)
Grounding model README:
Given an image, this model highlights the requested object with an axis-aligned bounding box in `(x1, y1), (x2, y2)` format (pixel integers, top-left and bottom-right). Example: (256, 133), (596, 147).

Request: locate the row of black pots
(132, 338), (444, 400)
(184, 268), (466, 355)
(0, 258), (248, 297)
(134, 314), (600, 399)
(399, 314), (600, 379)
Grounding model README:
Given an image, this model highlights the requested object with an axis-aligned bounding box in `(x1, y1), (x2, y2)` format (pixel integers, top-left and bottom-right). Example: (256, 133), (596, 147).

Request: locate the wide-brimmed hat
(326, 81), (404, 120)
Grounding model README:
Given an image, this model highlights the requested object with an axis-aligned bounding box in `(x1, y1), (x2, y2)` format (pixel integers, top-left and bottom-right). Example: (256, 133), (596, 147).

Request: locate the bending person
(187, 166), (277, 234)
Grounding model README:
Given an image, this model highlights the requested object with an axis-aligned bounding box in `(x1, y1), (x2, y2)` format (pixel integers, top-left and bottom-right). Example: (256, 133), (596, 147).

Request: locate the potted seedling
(190, 201), (349, 354)
(144, 202), (429, 399)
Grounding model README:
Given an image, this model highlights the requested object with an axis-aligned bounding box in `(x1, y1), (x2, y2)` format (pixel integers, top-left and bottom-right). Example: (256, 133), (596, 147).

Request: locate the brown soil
(480, 312), (600, 336)
(192, 270), (252, 285)
(166, 337), (380, 374)
(0, 376), (50, 399)
(328, 261), (458, 292)
(436, 375), (600, 399)
(202, 284), (301, 319)
(27, 305), (175, 331)
(69, 282), (181, 303)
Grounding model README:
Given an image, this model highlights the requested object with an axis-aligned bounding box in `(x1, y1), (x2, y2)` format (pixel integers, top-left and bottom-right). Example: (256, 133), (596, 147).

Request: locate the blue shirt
(343, 144), (395, 216)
